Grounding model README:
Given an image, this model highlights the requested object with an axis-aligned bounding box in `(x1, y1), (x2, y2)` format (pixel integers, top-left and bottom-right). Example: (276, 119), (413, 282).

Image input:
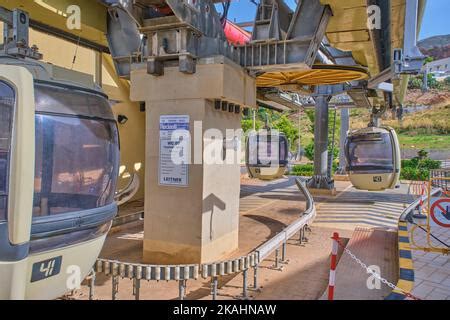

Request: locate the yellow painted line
(396, 279), (415, 292)
(398, 230), (409, 237)
(399, 257), (413, 269)
(398, 242), (411, 250)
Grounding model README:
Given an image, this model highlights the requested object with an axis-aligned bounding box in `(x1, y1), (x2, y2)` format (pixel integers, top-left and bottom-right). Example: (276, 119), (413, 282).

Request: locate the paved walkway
(72, 178), (419, 300)
(408, 217), (450, 300)
(313, 183), (413, 231)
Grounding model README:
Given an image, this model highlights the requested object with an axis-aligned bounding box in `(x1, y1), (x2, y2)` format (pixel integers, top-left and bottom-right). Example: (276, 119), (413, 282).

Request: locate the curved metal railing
(90, 178), (316, 300)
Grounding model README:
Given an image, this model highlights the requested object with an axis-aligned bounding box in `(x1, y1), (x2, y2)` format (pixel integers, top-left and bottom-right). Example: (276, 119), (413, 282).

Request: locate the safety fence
(440, 160), (450, 170)
(430, 169), (450, 192)
(86, 178), (316, 300)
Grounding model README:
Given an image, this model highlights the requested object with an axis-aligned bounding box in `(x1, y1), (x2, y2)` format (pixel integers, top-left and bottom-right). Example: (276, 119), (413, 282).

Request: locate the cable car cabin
(246, 130), (289, 180)
(345, 127), (401, 191)
(0, 56), (120, 300)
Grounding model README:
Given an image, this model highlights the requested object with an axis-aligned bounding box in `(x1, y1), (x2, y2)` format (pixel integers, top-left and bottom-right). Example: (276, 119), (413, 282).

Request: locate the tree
(304, 141), (339, 162)
(272, 114), (299, 152)
(303, 109), (340, 161)
(417, 149), (428, 160)
(241, 119), (262, 133)
(424, 56), (434, 65)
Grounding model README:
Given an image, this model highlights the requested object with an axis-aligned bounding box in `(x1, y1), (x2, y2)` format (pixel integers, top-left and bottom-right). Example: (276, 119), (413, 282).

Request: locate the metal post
(179, 280), (186, 300)
(328, 107), (337, 179)
(303, 226), (309, 243)
(112, 276), (119, 300)
(253, 265), (259, 290)
(211, 277), (218, 300)
(242, 269), (248, 299)
(281, 242), (287, 262)
(422, 68), (429, 92)
(274, 248), (279, 269)
(134, 279), (141, 300)
(88, 270), (96, 300)
(297, 110), (302, 161)
(338, 108), (349, 174)
(308, 89), (334, 190)
(314, 95), (329, 178)
(211, 277), (219, 300)
(299, 228), (303, 245)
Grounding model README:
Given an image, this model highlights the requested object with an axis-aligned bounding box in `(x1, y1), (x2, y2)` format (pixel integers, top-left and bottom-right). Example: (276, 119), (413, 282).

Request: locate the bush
(418, 159), (441, 170)
(400, 157), (441, 181)
(408, 74), (442, 90)
(445, 77), (450, 86)
(304, 141), (339, 162)
(408, 76), (423, 89)
(290, 162), (339, 177)
(290, 164), (314, 177)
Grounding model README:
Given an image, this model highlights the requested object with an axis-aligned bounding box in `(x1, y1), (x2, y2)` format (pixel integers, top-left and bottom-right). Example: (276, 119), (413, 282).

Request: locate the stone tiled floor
(409, 216), (450, 300)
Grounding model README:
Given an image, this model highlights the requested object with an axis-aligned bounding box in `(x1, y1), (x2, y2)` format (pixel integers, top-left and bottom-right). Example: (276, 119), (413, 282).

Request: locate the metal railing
(87, 178), (316, 300)
(400, 186), (441, 222)
(430, 169), (450, 192)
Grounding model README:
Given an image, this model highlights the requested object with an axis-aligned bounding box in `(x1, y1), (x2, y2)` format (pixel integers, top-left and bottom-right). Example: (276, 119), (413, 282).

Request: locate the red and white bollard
(419, 182), (426, 208)
(414, 182), (427, 219)
(328, 232), (340, 300)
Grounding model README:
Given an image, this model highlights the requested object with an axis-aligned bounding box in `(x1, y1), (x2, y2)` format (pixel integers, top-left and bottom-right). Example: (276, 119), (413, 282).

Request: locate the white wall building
(423, 57), (450, 78)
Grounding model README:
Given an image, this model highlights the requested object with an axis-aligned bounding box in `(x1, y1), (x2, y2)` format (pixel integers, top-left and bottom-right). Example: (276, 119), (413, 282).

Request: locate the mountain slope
(418, 34), (450, 60)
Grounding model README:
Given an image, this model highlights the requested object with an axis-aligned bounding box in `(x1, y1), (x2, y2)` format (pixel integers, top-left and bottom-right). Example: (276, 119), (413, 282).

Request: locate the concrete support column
(130, 58), (256, 264)
(338, 108), (349, 174)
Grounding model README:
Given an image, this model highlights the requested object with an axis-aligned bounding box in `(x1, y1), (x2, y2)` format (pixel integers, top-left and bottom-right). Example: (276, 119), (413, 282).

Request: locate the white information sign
(159, 115), (190, 187)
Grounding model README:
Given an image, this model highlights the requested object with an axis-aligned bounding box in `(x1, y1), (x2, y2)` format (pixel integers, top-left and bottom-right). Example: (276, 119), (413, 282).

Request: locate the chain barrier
(334, 237), (421, 300)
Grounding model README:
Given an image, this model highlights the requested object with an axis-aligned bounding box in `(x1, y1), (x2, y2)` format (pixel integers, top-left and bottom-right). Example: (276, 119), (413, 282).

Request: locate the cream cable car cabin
(345, 126), (401, 191)
(0, 55), (120, 299)
(246, 130), (289, 181)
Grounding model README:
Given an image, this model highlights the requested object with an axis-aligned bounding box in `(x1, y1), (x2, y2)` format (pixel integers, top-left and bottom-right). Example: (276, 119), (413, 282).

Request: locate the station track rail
(87, 178), (316, 300)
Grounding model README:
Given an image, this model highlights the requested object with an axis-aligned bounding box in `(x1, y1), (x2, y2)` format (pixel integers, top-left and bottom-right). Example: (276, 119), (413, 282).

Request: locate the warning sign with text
(159, 115), (190, 187)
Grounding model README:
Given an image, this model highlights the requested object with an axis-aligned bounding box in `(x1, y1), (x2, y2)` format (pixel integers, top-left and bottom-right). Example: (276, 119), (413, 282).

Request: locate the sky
(418, 0), (449, 39)
(216, 0), (449, 40)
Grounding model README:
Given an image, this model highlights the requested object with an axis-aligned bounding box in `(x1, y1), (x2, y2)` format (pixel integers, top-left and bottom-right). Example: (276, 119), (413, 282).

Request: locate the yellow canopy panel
(256, 64), (369, 87)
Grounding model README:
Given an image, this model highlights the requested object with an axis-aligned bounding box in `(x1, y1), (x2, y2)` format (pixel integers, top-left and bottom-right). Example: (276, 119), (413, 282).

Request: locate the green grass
(398, 134), (450, 150)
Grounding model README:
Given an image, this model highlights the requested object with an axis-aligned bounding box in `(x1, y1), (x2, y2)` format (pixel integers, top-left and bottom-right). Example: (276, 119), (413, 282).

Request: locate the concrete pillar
(338, 108), (349, 174)
(130, 58), (256, 264)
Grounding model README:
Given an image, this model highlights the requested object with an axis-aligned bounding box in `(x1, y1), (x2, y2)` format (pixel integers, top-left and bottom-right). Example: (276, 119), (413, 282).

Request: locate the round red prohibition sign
(430, 198), (450, 228)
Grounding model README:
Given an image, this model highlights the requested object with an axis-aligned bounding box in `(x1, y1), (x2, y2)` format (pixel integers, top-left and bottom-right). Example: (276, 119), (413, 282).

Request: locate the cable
(410, 220), (450, 248)
(71, 34), (81, 70)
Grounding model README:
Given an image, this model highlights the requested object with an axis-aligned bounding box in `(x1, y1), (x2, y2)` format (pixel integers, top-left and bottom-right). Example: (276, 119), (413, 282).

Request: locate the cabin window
(0, 81), (15, 222)
(348, 133), (394, 171)
(32, 84), (120, 217)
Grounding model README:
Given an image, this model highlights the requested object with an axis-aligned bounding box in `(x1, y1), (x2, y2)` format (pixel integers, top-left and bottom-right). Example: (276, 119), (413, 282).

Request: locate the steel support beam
(337, 108), (349, 174)
(307, 88), (334, 190)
